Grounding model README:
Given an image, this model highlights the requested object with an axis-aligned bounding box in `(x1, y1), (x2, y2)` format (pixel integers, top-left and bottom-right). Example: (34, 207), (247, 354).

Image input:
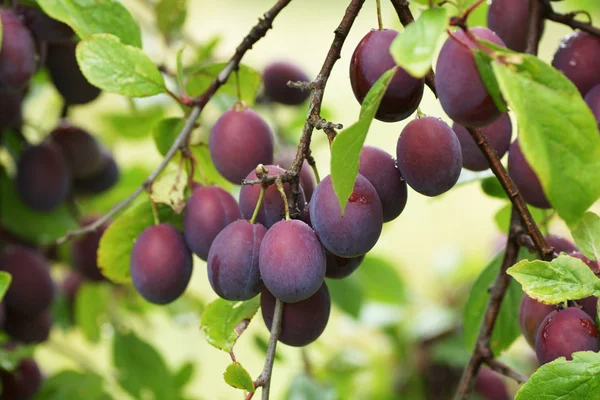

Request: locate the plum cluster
(0, 213), (111, 398)
(518, 235), (600, 365)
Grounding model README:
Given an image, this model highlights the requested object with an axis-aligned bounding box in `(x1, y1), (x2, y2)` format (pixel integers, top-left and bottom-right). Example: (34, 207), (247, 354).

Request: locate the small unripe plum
(16, 143), (71, 212)
(310, 174), (382, 258)
(535, 307), (599, 365)
(130, 223), (193, 305)
(359, 146), (407, 222)
(396, 117), (462, 196)
(46, 41), (102, 105)
(207, 220), (266, 300)
(209, 107), (274, 184)
(453, 113), (512, 171)
(259, 219), (325, 303)
(519, 294), (555, 347)
(263, 61), (310, 105)
(0, 9), (36, 89)
(0, 358), (42, 400)
(239, 165), (306, 228)
(507, 140), (551, 209)
(350, 29), (424, 122)
(50, 123), (105, 179)
(0, 245), (55, 316)
(183, 186), (241, 261)
(552, 31), (600, 96)
(435, 27), (506, 127)
(261, 283), (331, 347)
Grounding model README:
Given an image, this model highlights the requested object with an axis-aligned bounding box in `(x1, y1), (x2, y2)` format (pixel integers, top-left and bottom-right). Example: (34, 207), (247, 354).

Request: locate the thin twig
(526, 0), (543, 55)
(56, 0), (293, 244)
(542, 0), (600, 37)
(485, 358), (529, 384)
(255, 299), (284, 400)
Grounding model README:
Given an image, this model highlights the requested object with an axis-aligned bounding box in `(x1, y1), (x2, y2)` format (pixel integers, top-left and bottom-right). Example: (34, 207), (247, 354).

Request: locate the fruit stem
(275, 177), (290, 220)
(250, 186), (266, 224)
(235, 68), (243, 102)
(376, 0), (383, 30)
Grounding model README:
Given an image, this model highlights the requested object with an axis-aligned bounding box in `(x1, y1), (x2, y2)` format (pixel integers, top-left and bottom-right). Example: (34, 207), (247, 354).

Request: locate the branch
(485, 358), (529, 384)
(254, 299), (284, 400)
(389, 0), (437, 96)
(542, 0), (600, 37)
(526, 0), (544, 55)
(56, 0), (293, 244)
(454, 208), (523, 400)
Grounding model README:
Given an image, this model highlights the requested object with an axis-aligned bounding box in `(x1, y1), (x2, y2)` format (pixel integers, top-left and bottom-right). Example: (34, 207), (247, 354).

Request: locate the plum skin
(519, 294), (555, 348)
(535, 307), (599, 365)
(487, 0), (544, 53)
(207, 220), (266, 301)
(261, 283), (331, 347)
(507, 139), (551, 209)
(0, 9), (36, 89)
(130, 223), (193, 305)
(239, 165), (306, 228)
(350, 29), (424, 123)
(435, 27), (506, 127)
(0, 358), (42, 400)
(209, 107), (274, 184)
(72, 216), (109, 281)
(183, 186), (241, 261)
(4, 308), (53, 344)
(263, 61), (310, 105)
(310, 174), (383, 258)
(50, 123), (105, 179)
(453, 113), (512, 172)
(259, 219), (326, 303)
(73, 153), (120, 195)
(552, 31), (600, 96)
(325, 251), (364, 279)
(396, 116), (462, 197)
(584, 84), (600, 129)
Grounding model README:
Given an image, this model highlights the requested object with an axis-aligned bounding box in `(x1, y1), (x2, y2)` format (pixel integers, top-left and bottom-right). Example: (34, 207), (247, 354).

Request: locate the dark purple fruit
(263, 61), (311, 105)
(507, 139), (551, 209)
(453, 113), (512, 171)
(72, 217), (109, 281)
(396, 116), (462, 196)
(209, 107), (274, 184)
(274, 149), (315, 202)
(4, 308), (52, 344)
(325, 251), (364, 279)
(183, 186), (240, 261)
(474, 368), (510, 400)
(0, 358), (42, 400)
(359, 146), (407, 222)
(552, 31), (600, 96)
(261, 283), (331, 347)
(435, 27), (506, 127)
(519, 294), (555, 347)
(17, 5), (73, 44)
(0, 9), (36, 89)
(259, 219), (325, 303)
(350, 29), (424, 123)
(545, 235), (577, 254)
(487, 0), (544, 52)
(584, 84), (600, 129)
(73, 153), (120, 195)
(310, 175), (382, 258)
(16, 143), (71, 212)
(46, 41), (101, 105)
(0, 245), (55, 316)
(207, 220), (266, 300)
(130, 223), (193, 305)
(535, 307), (599, 365)
(50, 123), (105, 179)
(0, 89), (24, 131)
(239, 165), (306, 228)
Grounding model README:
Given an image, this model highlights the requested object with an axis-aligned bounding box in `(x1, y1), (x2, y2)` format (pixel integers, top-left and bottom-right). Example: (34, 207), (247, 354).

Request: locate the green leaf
(150, 168), (188, 213)
(37, 0), (141, 47)
(464, 249), (534, 355)
(571, 212), (600, 261)
(74, 282), (111, 343)
(176, 46), (186, 91)
(113, 331), (176, 399)
(358, 255), (406, 304)
(186, 63), (261, 105)
(97, 198), (183, 283)
(508, 254), (600, 304)
(286, 374), (337, 400)
(327, 275), (364, 318)
(36, 370), (110, 400)
(189, 145), (234, 190)
(101, 106), (166, 141)
(155, 0), (187, 42)
(473, 50), (508, 113)
(492, 53), (600, 226)
(0, 171), (78, 245)
(515, 351), (600, 399)
(481, 176), (507, 199)
(0, 272), (11, 303)
(252, 335), (284, 362)
(330, 67), (396, 214)
(153, 118), (186, 157)
(223, 362), (254, 392)
(390, 7), (448, 78)
(494, 203), (547, 233)
(76, 34), (166, 97)
(173, 362), (195, 390)
(200, 297), (260, 352)
(0, 345), (34, 372)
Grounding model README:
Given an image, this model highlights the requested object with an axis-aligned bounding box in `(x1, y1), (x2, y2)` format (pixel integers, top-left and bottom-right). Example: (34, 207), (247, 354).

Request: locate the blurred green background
(16, 0), (600, 398)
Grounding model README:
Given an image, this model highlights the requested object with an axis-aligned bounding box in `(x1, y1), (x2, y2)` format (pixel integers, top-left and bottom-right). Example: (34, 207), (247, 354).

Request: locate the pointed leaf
(200, 297), (260, 352)
(186, 63), (261, 105)
(571, 212), (600, 261)
(223, 362), (254, 392)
